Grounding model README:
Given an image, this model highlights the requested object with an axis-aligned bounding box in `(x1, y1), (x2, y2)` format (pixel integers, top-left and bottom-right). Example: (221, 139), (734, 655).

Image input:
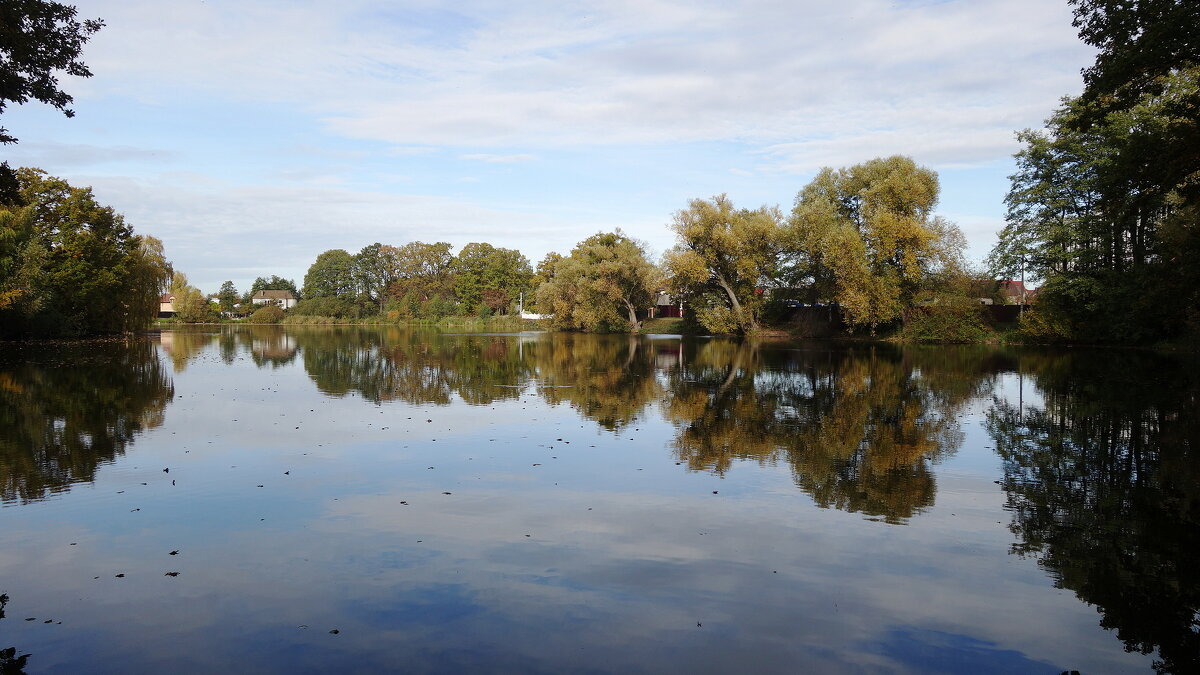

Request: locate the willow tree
(663, 194), (783, 333)
(789, 155), (964, 332)
(536, 230), (658, 332)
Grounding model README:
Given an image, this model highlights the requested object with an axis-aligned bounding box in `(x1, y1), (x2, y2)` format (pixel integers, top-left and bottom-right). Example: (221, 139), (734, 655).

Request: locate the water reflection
(661, 342), (976, 523)
(532, 333), (661, 431)
(0, 340), (173, 505)
(988, 349), (1200, 674)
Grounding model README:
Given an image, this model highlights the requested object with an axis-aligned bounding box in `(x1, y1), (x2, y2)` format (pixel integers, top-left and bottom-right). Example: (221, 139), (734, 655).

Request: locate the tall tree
(663, 194), (782, 333)
(302, 249), (356, 299)
(217, 280), (238, 313)
(789, 156), (964, 333)
(352, 242), (401, 311)
(0, 168), (168, 336)
(388, 241), (455, 301)
(989, 3), (1200, 343)
(452, 242), (532, 312)
(536, 230), (659, 332)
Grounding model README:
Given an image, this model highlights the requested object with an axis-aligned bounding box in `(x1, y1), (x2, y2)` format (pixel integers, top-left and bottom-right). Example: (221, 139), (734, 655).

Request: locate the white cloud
(78, 0), (1091, 172)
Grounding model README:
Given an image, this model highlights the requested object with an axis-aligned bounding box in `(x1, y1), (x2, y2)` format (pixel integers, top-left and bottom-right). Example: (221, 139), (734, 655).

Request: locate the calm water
(1, 327), (1196, 674)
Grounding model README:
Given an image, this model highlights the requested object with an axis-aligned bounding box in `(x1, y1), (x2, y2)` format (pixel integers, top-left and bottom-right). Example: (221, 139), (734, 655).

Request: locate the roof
(252, 289), (296, 300)
(160, 293), (175, 302)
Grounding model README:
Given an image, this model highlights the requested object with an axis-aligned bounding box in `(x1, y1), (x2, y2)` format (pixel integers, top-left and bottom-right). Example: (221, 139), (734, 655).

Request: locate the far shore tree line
(168, 154), (984, 338)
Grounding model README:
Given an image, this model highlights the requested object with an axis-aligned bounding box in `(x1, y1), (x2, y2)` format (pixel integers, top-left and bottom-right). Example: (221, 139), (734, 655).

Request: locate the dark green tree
(0, 168), (170, 337)
(302, 248), (356, 299)
(217, 280), (238, 313)
(0, 1), (103, 145)
(249, 275), (298, 297)
(452, 242), (532, 312)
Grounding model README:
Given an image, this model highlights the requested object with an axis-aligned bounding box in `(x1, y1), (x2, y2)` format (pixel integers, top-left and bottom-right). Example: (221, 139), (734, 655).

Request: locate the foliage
(249, 275), (298, 297)
(291, 296), (359, 319)
(536, 230), (659, 332)
(248, 304), (285, 324)
(217, 280), (238, 313)
(988, 3), (1200, 344)
(0, 168), (170, 337)
(353, 242), (400, 310)
(663, 194), (783, 333)
(387, 241), (455, 301)
(302, 249), (356, 299)
(0, 1), (103, 146)
(901, 297), (993, 344)
(789, 155), (965, 334)
(452, 242), (533, 311)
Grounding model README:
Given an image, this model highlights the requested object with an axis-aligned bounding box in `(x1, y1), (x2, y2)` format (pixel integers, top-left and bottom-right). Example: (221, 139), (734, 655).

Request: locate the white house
(250, 289), (298, 309)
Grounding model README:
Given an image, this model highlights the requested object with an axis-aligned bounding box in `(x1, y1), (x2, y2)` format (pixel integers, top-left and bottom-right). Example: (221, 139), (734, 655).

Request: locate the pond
(0, 326), (1196, 673)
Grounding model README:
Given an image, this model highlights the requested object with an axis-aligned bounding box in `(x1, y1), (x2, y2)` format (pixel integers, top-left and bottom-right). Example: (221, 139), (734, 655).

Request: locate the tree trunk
(714, 275), (756, 330)
(623, 297), (641, 332)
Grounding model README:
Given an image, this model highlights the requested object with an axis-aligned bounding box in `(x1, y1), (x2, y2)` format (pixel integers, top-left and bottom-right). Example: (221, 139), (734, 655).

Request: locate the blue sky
(4, 0), (1094, 292)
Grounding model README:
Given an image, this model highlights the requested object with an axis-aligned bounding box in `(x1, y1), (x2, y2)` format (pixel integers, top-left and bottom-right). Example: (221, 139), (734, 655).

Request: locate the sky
(4, 0), (1095, 293)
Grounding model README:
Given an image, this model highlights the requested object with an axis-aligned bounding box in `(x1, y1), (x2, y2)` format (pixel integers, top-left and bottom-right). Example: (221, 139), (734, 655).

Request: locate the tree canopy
(302, 249), (356, 299)
(990, 2), (1200, 343)
(0, 168), (170, 337)
(789, 156), (964, 332)
(0, 1), (103, 145)
(663, 194), (783, 333)
(536, 230), (659, 332)
(452, 242), (532, 312)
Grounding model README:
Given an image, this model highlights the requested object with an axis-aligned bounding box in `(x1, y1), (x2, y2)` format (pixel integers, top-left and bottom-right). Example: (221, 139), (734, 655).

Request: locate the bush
(291, 296), (357, 318)
(902, 299), (994, 343)
(248, 304), (285, 324)
(1017, 306), (1073, 343)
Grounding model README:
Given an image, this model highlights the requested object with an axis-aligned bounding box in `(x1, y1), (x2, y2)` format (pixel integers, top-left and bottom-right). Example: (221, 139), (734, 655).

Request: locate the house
(998, 280), (1035, 305)
(250, 289), (298, 310)
(158, 293), (176, 318)
(650, 291), (684, 318)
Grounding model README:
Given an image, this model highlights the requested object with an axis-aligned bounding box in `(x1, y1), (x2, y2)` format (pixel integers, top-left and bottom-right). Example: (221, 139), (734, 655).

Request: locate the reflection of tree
(0, 340), (173, 504)
(0, 592), (31, 675)
(158, 327), (219, 371)
(530, 333), (662, 431)
(662, 341), (973, 523)
(296, 327), (529, 406)
(988, 350), (1200, 675)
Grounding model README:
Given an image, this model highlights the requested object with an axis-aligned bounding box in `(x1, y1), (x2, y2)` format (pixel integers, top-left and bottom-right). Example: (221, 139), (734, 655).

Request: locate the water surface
(1, 327), (1196, 673)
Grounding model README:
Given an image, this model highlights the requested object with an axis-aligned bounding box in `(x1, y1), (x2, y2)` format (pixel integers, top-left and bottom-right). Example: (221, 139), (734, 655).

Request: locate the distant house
(998, 280), (1035, 305)
(159, 293), (176, 318)
(251, 289), (298, 310)
(650, 291), (684, 318)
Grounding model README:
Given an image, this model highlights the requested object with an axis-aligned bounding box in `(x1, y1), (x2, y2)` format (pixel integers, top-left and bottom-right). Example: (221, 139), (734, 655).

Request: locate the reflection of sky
(0, 333), (1152, 673)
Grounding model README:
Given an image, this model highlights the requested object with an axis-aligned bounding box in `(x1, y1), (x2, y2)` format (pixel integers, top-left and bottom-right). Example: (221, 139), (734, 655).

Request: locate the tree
(452, 242), (533, 312)
(0, 1), (103, 145)
(352, 242), (401, 311)
(663, 194), (783, 333)
(217, 280), (238, 313)
(988, 0), (1200, 342)
(302, 249), (356, 299)
(0, 168), (168, 337)
(536, 230), (659, 332)
(0, 2), (103, 201)
(168, 270), (216, 323)
(789, 156), (964, 333)
(249, 275), (298, 297)
(388, 241), (455, 301)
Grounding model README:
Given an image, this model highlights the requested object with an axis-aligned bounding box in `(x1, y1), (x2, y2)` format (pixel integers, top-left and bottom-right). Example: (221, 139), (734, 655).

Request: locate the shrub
(902, 299), (993, 343)
(248, 304), (285, 324)
(291, 296), (357, 318)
